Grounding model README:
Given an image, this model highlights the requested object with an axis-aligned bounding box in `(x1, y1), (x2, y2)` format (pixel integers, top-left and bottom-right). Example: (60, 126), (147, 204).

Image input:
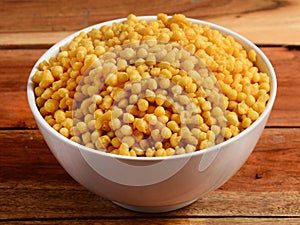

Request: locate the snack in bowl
(31, 13), (271, 157)
(27, 14), (276, 212)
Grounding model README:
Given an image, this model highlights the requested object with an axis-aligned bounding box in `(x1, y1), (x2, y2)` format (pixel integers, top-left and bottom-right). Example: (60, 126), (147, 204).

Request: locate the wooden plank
(0, 49), (45, 92)
(0, 47), (299, 128)
(0, 0), (299, 46)
(0, 189), (299, 220)
(0, 129), (78, 190)
(221, 128), (300, 192)
(0, 32), (71, 49)
(0, 128), (299, 190)
(261, 47), (300, 127)
(0, 49), (45, 128)
(206, 0), (300, 45)
(3, 218), (300, 225)
(0, 92), (36, 128)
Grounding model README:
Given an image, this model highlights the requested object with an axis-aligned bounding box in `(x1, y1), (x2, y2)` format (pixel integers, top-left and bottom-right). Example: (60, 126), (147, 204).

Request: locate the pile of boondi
(32, 13), (271, 157)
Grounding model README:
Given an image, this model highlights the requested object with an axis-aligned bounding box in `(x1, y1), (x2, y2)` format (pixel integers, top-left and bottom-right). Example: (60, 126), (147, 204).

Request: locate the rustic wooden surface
(0, 0), (299, 224)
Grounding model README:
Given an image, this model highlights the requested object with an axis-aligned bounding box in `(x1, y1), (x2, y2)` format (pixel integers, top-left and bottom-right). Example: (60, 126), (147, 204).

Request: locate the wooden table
(1, 0), (299, 224)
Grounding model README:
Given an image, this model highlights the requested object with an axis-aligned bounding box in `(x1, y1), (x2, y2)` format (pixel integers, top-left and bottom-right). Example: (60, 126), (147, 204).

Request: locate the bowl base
(112, 199), (197, 213)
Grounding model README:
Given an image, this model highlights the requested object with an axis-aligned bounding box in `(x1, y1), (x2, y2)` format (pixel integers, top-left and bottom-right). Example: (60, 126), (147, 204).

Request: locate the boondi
(32, 13), (271, 157)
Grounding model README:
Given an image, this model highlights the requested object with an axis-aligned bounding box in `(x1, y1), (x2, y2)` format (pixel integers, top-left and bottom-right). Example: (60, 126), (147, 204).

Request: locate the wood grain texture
(1, 0), (300, 223)
(261, 47), (300, 127)
(1, 129), (299, 192)
(1, 189), (299, 220)
(0, 189), (300, 219)
(0, 128), (300, 192)
(0, 128), (299, 221)
(0, 0), (299, 46)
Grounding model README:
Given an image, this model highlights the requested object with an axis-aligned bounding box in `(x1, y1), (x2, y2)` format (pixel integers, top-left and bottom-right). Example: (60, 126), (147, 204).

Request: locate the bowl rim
(27, 15), (277, 161)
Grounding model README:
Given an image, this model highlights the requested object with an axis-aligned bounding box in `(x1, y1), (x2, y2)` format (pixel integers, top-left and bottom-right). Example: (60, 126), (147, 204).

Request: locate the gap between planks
(1, 217), (300, 225)
(1, 32), (300, 50)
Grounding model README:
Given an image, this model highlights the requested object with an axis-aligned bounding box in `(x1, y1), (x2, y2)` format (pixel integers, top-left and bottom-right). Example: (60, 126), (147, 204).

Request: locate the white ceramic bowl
(27, 16), (277, 213)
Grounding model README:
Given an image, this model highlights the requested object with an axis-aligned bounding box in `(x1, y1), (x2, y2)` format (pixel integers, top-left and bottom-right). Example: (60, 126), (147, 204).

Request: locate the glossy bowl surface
(27, 16), (277, 213)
